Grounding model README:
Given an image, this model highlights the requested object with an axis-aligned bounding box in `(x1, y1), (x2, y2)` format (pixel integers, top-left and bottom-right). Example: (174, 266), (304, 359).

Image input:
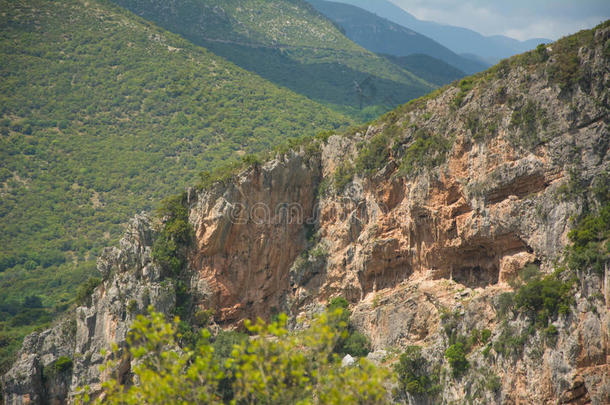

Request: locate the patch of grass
(495, 292), (515, 318)
(510, 100), (547, 148)
(547, 36), (590, 90)
(485, 373), (502, 393)
(543, 324), (558, 346)
(512, 43), (549, 66)
(452, 77), (475, 109)
(43, 355), (73, 380)
(465, 113), (482, 140)
(493, 322), (531, 357)
(354, 133), (391, 175)
(556, 169), (588, 201)
(333, 162), (355, 193)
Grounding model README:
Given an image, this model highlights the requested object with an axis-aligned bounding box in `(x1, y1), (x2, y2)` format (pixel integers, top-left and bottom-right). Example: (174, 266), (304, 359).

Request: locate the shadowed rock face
(3, 24), (609, 405)
(187, 154), (321, 323)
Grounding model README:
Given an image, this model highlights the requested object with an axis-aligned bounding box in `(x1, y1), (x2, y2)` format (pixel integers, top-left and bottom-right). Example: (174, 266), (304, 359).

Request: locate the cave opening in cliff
(452, 264), (499, 288)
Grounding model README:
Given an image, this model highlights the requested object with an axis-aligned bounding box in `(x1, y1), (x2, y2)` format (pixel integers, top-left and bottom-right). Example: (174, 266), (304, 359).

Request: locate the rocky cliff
(3, 22), (609, 404)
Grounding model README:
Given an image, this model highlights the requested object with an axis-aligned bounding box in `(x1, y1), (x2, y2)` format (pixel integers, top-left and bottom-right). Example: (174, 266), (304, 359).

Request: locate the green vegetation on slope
(110, 0), (434, 119)
(394, 346), (440, 398)
(382, 53), (466, 86)
(152, 193), (194, 277)
(565, 173), (610, 275)
(0, 0), (352, 371)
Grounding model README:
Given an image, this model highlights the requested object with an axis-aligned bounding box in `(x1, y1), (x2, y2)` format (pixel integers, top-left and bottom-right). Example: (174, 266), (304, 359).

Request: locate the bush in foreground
(75, 307), (390, 404)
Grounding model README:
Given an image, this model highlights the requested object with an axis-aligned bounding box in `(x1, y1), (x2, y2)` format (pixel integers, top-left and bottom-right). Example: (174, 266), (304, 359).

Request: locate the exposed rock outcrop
(3, 22), (609, 405)
(1, 215), (175, 404)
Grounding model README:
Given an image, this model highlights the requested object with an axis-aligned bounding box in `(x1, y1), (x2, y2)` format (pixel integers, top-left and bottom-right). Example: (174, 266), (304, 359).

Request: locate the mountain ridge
(307, 0), (488, 74)
(329, 0), (553, 63)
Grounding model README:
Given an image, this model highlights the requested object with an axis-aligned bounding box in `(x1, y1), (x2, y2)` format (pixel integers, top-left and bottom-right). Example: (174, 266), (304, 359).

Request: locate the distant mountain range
(307, 0), (487, 74)
(328, 0), (551, 64)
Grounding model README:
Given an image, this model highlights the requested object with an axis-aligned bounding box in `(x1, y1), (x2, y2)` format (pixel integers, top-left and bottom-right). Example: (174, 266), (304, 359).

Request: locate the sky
(390, 0), (610, 40)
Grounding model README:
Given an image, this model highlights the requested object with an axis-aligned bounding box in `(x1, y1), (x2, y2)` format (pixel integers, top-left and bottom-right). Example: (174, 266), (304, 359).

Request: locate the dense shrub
(452, 78), (475, 108)
(327, 296), (349, 312)
(42, 356), (73, 381)
(354, 133), (390, 174)
(341, 331), (371, 357)
(127, 300), (138, 314)
(198, 160), (245, 190)
(9, 308), (52, 327)
(213, 330), (249, 361)
(212, 330), (249, 402)
(152, 193), (194, 276)
(327, 297), (371, 357)
(53, 356), (73, 373)
(333, 162), (355, 193)
(398, 129), (452, 176)
(480, 329), (492, 344)
(514, 276), (572, 326)
(394, 346), (439, 397)
(0, 255), (16, 273)
(445, 343), (469, 377)
(23, 295), (43, 309)
(75, 277), (101, 306)
(566, 203), (610, 275)
(75, 308), (390, 404)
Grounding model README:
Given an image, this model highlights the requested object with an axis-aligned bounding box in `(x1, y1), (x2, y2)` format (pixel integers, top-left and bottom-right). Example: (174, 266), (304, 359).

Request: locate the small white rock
(341, 354), (355, 367)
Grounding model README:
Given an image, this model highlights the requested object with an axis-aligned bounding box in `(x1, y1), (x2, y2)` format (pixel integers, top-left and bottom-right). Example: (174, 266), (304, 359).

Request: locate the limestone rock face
(187, 153), (321, 323)
(1, 214), (175, 403)
(3, 24), (609, 405)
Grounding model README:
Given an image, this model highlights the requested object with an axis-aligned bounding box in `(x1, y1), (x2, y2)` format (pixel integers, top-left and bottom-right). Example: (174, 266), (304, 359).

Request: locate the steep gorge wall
(2, 23), (609, 405)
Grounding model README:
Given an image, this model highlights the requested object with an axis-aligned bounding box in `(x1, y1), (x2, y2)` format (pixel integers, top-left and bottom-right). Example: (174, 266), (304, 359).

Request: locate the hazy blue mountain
(329, 0), (551, 63)
(307, 0), (488, 74)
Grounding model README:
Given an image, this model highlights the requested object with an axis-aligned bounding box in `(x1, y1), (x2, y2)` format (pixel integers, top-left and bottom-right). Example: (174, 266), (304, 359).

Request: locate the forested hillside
(109, 0), (435, 119)
(381, 54), (466, 86)
(0, 0), (353, 371)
